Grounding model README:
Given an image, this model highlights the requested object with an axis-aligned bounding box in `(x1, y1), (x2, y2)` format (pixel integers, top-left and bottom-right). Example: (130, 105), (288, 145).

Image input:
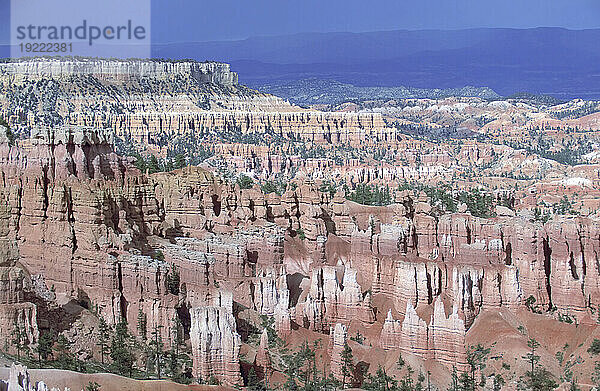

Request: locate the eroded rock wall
(190, 302), (242, 386)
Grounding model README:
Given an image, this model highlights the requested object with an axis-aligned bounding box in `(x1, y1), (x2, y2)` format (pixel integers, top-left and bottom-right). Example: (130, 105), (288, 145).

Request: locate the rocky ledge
(1, 125), (600, 388)
(0, 58), (238, 86)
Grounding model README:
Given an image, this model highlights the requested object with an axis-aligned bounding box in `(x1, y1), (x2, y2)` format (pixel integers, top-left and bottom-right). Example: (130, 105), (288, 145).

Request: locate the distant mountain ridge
(249, 78), (500, 105)
(153, 27), (600, 99)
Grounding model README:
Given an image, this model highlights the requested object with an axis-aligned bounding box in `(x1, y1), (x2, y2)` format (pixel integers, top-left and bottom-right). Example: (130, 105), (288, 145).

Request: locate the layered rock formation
(299, 265), (375, 332)
(349, 208), (598, 322)
(70, 111), (387, 146)
(0, 58), (386, 153)
(0, 137), (39, 350)
(428, 300), (468, 371)
(1, 364), (34, 391)
(379, 303), (428, 359)
(1, 119), (600, 385)
(189, 292), (242, 386)
(254, 329), (273, 378)
(329, 323), (349, 383)
(251, 270), (292, 337)
(0, 59), (239, 86)
(3, 56), (600, 390)
(379, 300), (467, 371)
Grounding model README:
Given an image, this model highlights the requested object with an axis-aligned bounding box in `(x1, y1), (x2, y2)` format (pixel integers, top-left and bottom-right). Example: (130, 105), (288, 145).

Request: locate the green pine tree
(149, 325), (165, 379)
(396, 353), (405, 370)
(459, 370), (474, 391)
(110, 320), (135, 376)
(588, 339), (600, 355)
(0, 117), (16, 145)
(340, 341), (354, 389)
(171, 315), (183, 355)
(174, 153), (186, 169)
(362, 365), (397, 391)
(523, 338), (540, 374)
(167, 264), (180, 295)
(97, 318), (111, 365)
(237, 174), (254, 189)
(55, 335), (77, 370)
(415, 372), (425, 391)
(36, 330), (55, 366)
(520, 338), (557, 391)
(12, 319), (25, 360)
(168, 348), (179, 381)
(134, 155), (147, 173)
(447, 366), (459, 391)
(137, 309), (147, 341)
(465, 344), (490, 390)
(148, 155), (160, 174)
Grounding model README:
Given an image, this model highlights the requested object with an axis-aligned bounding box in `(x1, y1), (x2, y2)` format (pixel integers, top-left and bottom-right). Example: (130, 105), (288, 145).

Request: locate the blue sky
(1, 0), (600, 46)
(150, 0), (600, 42)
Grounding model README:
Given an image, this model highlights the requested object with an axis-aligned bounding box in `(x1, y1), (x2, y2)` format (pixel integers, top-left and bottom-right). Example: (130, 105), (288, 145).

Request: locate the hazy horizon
(150, 26), (599, 45)
(149, 0), (600, 43)
(1, 1), (598, 98)
(2, 0), (600, 45)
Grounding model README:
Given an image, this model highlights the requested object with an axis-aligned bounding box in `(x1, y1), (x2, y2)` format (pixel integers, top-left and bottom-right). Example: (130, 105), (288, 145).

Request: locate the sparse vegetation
(0, 117), (16, 145)
(552, 101), (600, 119)
(340, 341), (354, 388)
(519, 338), (558, 391)
(534, 207), (552, 223)
(85, 381), (101, 391)
(588, 339), (600, 355)
(350, 331), (365, 345)
(137, 309), (148, 341)
(5, 57), (600, 391)
(110, 320), (135, 376)
(281, 340), (337, 391)
(398, 182), (497, 218)
(345, 184), (392, 206)
(167, 264), (180, 295)
(261, 180), (287, 196)
(319, 181), (337, 197)
(11, 319), (27, 360)
(525, 295), (543, 314)
(237, 174), (254, 189)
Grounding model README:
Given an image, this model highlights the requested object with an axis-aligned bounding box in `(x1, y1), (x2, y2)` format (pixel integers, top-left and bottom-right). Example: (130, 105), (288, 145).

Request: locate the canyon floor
(1, 58), (600, 391)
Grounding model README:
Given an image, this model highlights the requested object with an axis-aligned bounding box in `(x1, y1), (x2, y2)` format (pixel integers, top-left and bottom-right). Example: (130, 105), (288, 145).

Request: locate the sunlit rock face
(189, 292), (243, 386)
(3, 122), (600, 383)
(379, 300), (467, 372)
(329, 322), (349, 383)
(1, 59), (600, 387)
(299, 265), (375, 332)
(0, 59), (239, 86)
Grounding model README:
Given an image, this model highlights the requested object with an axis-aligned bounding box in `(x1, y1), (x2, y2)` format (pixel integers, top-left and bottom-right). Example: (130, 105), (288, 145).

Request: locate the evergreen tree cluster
(8, 314), (192, 384)
(518, 338), (558, 391)
(0, 117), (16, 145)
(133, 153), (188, 174)
(281, 340), (338, 391)
(345, 184), (393, 206)
(237, 174), (255, 189)
(552, 102), (600, 120)
(319, 181), (337, 197)
(6, 316), (572, 391)
(261, 180), (287, 196)
(399, 182), (497, 218)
